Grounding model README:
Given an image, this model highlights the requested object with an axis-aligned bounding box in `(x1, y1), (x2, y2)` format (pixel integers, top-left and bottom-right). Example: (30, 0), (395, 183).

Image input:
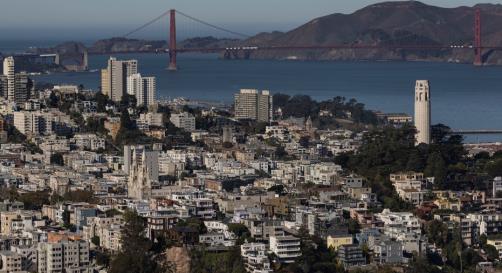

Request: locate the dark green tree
(424, 152), (447, 189)
(275, 146), (288, 159)
(299, 136), (310, 148)
(91, 236), (100, 246)
(63, 190), (96, 203)
(109, 210), (168, 273)
(50, 153), (65, 166)
(95, 93), (109, 112)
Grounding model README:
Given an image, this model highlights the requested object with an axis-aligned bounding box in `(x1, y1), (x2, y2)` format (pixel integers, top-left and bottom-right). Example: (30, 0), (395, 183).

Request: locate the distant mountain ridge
(239, 1), (502, 64)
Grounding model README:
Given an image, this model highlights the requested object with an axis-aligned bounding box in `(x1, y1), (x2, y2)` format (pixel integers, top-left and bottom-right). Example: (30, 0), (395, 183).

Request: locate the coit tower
(414, 80), (431, 145)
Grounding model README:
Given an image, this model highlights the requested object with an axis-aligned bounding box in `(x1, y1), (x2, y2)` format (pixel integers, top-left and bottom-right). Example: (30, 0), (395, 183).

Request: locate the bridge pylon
(474, 8), (482, 66)
(168, 9), (177, 71)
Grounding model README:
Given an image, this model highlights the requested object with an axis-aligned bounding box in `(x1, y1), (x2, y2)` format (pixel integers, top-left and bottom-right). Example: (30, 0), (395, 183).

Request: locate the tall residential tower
(101, 57), (138, 102)
(3, 57), (15, 101)
(414, 80), (431, 145)
(234, 89), (273, 123)
(2, 57), (29, 104)
(127, 73), (156, 107)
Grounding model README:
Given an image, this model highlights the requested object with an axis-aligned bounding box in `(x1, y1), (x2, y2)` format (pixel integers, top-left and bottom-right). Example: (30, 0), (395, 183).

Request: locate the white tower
(3, 57), (15, 101)
(414, 80), (431, 145)
(127, 73), (156, 107)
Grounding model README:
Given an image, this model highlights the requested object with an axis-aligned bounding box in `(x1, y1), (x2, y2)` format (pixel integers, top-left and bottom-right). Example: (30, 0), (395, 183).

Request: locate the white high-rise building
(234, 89), (273, 122)
(414, 80), (431, 145)
(101, 57), (138, 102)
(3, 57), (15, 101)
(127, 73), (156, 107)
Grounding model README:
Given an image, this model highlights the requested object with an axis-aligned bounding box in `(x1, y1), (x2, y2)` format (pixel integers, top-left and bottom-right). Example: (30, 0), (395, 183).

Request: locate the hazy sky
(2, 0), (501, 41)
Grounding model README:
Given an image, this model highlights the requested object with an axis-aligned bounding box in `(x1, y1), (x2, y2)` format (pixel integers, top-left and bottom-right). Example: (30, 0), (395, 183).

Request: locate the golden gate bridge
(120, 8), (499, 71)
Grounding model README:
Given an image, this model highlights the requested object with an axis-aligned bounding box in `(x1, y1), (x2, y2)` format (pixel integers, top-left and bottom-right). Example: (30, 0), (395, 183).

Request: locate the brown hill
(241, 1), (502, 64)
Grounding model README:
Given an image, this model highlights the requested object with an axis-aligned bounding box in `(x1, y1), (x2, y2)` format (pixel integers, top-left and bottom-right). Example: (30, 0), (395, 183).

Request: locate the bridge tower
(474, 8), (482, 66)
(168, 9), (177, 71)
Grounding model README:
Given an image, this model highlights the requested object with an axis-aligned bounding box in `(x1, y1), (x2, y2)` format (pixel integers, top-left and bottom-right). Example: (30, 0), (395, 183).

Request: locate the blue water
(16, 51), (502, 143)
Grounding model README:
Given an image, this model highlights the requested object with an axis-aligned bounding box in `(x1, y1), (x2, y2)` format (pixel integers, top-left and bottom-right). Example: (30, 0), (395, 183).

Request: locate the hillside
(240, 1), (502, 64)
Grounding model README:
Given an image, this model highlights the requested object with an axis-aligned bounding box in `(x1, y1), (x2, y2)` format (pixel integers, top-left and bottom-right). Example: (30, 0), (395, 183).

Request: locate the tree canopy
(109, 210), (169, 273)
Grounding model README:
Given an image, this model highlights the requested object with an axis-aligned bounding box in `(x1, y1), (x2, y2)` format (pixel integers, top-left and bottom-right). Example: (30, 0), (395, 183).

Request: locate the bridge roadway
(88, 44), (502, 55)
(450, 130), (502, 135)
(171, 44), (502, 53)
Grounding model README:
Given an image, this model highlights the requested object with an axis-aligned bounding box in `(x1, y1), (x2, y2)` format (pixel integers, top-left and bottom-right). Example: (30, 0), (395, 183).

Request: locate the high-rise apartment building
(101, 68), (110, 98)
(234, 89), (273, 122)
(2, 57), (29, 104)
(101, 57), (138, 102)
(414, 80), (431, 145)
(3, 57), (15, 101)
(14, 72), (29, 104)
(127, 73), (156, 107)
(125, 145), (159, 200)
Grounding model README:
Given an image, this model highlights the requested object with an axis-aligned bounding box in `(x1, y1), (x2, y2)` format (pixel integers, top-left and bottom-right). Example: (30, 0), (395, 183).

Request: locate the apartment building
(234, 89), (273, 122)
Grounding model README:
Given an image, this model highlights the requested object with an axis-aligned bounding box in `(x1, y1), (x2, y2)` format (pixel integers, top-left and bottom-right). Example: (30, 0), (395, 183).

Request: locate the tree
(268, 185), (285, 195)
(272, 93), (291, 109)
(299, 136), (310, 148)
(6, 123), (26, 143)
(50, 153), (64, 166)
(109, 210), (168, 273)
(63, 190), (96, 203)
(176, 217), (207, 235)
(48, 92), (59, 107)
(70, 111), (85, 127)
(17, 191), (50, 210)
(120, 94), (137, 110)
(0, 186), (19, 202)
(228, 223), (252, 245)
(96, 250), (110, 266)
(483, 244), (499, 262)
(347, 218), (361, 235)
(114, 109), (146, 146)
(424, 152), (447, 189)
(120, 109), (134, 130)
(96, 93), (109, 112)
(105, 209), (122, 217)
(485, 158), (502, 178)
(431, 124), (452, 144)
(275, 146), (288, 159)
(425, 220), (449, 248)
(406, 256), (442, 273)
(62, 210), (71, 226)
(91, 236), (100, 246)
(190, 246), (246, 273)
(406, 150), (425, 171)
(86, 117), (107, 135)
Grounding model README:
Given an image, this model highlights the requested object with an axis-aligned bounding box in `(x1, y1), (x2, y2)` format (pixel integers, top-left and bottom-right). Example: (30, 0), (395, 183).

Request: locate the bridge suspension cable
(122, 10), (171, 38)
(175, 10), (251, 38)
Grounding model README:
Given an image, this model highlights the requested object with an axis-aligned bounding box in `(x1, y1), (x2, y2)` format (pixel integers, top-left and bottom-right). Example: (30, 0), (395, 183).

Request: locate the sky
(1, 0), (502, 41)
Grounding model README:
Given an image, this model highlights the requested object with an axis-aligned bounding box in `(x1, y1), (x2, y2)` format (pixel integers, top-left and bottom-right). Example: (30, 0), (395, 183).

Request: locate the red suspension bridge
(122, 8), (500, 71)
